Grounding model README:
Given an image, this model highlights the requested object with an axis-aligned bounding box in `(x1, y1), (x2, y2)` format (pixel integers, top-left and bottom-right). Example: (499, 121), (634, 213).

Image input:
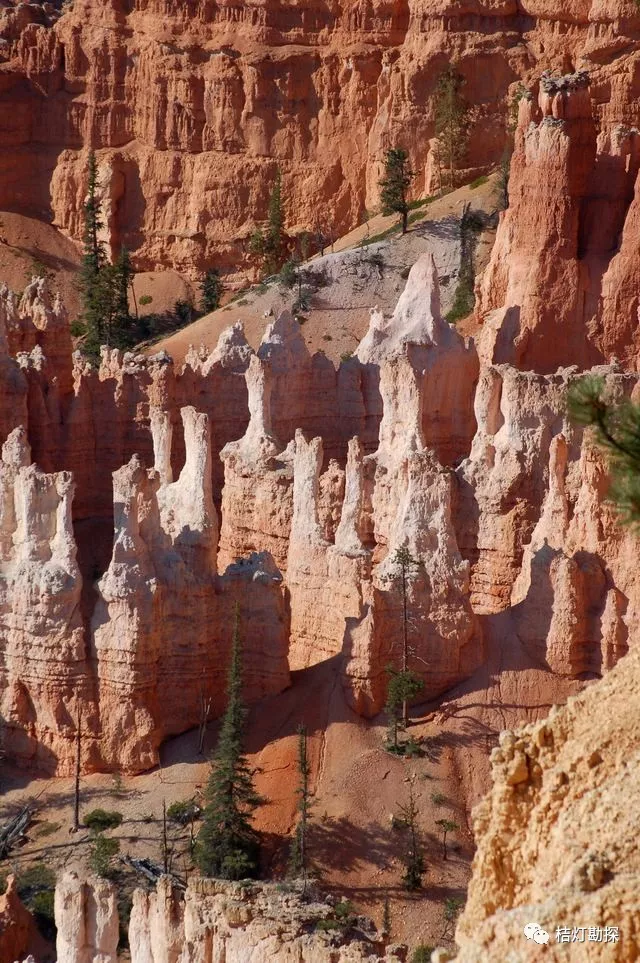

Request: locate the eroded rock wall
(55, 873), (405, 963)
(8, 0), (640, 282)
(449, 644), (640, 962)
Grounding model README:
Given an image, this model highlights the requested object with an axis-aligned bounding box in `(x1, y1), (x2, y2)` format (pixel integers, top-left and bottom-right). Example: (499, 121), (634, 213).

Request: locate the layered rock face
(477, 70), (640, 372)
(449, 643), (640, 962)
(0, 308), (291, 770)
(7, 0), (640, 278)
(55, 873), (405, 963)
(2, 233), (640, 771)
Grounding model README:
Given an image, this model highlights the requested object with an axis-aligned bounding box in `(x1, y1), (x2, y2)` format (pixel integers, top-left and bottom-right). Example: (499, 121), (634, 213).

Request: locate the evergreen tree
(396, 779), (425, 891)
(196, 606), (264, 880)
(110, 246), (134, 349)
(250, 169), (286, 274)
(434, 66), (469, 190)
(435, 818), (459, 861)
(382, 546), (423, 728)
(385, 667), (424, 750)
(200, 268), (223, 314)
(289, 724), (312, 890)
(79, 150), (110, 362)
(78, 154), (135, 360)
(568, 375), (640, 525)
(379, 148), (414, 234)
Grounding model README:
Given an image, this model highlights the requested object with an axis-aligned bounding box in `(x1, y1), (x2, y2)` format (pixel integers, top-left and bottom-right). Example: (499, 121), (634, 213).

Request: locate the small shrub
(445, 277), (474, 324)
(139, 295), (153, 306)
(111, 771), (125, 796)
(340, 351), (353, 362)
(166, 799), (201, 825)
(444, 896), (464, 922)
(84, 808), (123, 833)
(89, 834), (120, 878)
(316, 918), (340, 932)
(237, 298), (250, 306)
(411, 946), (435, 963)
(173, 299), (195, 326)
(334, 900), (354, 921)
(16, 863), (56, 900)
(469, 174), (488, 189)
(322, 334), (332, 342)
(34, 820), (61, 838)
(431, 791), (446, 806)
(17, 863), (56, 941)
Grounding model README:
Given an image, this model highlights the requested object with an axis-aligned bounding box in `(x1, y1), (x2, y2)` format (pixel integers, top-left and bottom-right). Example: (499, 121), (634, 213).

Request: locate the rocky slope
(448, 644), (640, 962)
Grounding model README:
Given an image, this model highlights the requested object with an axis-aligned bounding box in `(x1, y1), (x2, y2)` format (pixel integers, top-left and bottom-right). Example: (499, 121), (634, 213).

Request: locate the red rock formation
(0, 875), (50, 963)
(477, 70), (640, 372)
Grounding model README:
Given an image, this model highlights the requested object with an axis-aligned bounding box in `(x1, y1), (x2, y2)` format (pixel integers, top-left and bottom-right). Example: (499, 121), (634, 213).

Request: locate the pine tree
(79, 150), (110, 362)
(434, 66), (469, 190)
(385, 667), (424, 750)
(379, 148), (414, 234)
(196, 606), (264, 880)
(568, 375), (640, 525)
(435, 818), (459, 861)
(250, 169), (286, 275)
(110, 246), (134, 349)
(382, 546), (423, 728)
(289, 724), (312, 890)
(396, 778), (425, 891)
(78, 155), (135, 360)
(200, 268), (223, 314)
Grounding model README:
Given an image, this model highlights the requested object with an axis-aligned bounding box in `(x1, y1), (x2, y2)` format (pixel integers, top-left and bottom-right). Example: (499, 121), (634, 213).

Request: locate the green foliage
(445, 275), (475, 324)
(84, 808), (123, 832)
(445, 205), (482, 324)
(411, 947), (435, 963)
(78, 152), (136, 362)
(17, 862), (57, 941)
(250, 169), (286, 274)
(434, 66), (469, 190)
(340, 351), (353, 362)
(173, 299), (194, 326)
(34, 820), (61, 838)
(435, 818), (460, 860)
(444, 896), (464, 923)
(200, 268), (223, 314)
(196, 605), (264, 880)
(469, 174), (488, 189)
(89, 834), (120, 878)
(568, 375), (640, 526)
(385, 669), (425, 750)
(289, 725), (312, 881)
(396, 781), (425, 891)
(315, 901), (355, 933)
(379, 148), (415, 234)
(431, 791), (446, 806)
(167, 799), (201, 825)
(139, 294), (153, 306)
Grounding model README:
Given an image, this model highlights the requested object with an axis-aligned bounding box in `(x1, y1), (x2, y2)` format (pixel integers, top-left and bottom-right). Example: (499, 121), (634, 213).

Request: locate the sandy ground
(152, 176), (499, 367)
(1, 607), (582, 957)
(0, 211), (82, 317)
